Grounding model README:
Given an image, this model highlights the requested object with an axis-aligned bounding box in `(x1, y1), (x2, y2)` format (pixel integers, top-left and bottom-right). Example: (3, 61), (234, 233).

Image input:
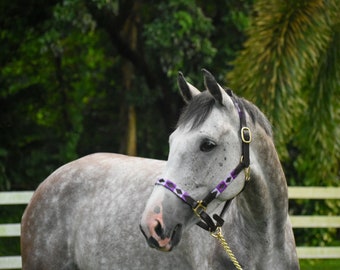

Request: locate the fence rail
(1, 187), (340, 269)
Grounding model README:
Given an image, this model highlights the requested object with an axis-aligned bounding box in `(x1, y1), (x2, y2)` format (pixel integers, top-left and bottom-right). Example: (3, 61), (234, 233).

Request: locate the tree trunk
(121, 2), (139, 156)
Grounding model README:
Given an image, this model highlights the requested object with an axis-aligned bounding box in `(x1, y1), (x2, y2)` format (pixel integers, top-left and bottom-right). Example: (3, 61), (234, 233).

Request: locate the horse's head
(140, 70), (250, 251)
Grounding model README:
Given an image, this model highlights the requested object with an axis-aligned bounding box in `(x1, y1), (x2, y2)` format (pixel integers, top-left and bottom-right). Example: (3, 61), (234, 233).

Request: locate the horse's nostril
(155, 220), (165, 239)
(147, 236), (160, 249)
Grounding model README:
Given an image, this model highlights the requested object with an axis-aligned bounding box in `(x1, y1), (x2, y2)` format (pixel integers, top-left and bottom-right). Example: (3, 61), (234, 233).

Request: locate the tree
(0, 0), (114, 189)
(0, 0), (252, 189)
(227, 0), (340, 245)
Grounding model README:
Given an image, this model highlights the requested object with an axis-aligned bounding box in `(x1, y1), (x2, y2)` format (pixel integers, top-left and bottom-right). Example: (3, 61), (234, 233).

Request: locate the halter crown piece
(155, 90), (251, 270)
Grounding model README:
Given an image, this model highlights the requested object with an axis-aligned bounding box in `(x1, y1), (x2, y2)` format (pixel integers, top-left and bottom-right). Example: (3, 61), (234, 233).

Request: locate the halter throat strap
(155, 91), (251, 232)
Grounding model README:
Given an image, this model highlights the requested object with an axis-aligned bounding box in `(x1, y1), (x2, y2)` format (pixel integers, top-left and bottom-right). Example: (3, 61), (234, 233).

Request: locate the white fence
(1, 187), (340, 269)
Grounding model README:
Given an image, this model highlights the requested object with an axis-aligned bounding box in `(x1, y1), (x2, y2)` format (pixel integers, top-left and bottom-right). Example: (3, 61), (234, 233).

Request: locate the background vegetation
(0, 0), (339, 268)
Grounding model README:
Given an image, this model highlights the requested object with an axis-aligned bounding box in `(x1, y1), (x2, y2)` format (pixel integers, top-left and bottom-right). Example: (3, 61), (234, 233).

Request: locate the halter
(155, 90), (252, 233)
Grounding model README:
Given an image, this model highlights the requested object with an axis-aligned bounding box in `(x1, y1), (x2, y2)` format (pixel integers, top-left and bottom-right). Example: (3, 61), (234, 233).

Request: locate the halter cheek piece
(155, 90), (252, 233)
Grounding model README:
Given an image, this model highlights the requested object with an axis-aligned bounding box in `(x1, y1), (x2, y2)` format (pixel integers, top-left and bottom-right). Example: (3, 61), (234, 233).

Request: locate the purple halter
(155, 91), (251, 232)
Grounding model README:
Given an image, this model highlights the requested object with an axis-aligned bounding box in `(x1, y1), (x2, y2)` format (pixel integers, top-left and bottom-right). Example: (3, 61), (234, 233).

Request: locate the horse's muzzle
(140, 223), (182, 252)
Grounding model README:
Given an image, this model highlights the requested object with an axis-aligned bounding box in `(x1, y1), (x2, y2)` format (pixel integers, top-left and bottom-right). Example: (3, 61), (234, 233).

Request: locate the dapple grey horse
(21, 70), (299, 269)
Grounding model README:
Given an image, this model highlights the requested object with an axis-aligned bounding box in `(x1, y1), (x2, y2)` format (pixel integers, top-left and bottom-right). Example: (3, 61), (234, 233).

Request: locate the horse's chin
(141, 224), (183, 252)
(167, 224), (182, 251)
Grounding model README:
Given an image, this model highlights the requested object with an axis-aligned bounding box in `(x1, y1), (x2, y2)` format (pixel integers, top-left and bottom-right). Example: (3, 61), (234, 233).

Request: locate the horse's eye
(200, 140), (217, 152)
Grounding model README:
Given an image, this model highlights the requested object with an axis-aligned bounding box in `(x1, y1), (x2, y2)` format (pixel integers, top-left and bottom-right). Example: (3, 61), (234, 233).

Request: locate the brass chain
(211, 227), (243, 270)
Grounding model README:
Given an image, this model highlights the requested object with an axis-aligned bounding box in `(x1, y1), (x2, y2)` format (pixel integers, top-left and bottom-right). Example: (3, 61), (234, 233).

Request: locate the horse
(21, 70), (299, 269)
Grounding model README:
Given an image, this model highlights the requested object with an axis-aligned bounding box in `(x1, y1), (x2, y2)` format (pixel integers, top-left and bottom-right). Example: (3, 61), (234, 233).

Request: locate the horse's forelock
(177, 91), (215, 130)
(177, 90), (273, 137)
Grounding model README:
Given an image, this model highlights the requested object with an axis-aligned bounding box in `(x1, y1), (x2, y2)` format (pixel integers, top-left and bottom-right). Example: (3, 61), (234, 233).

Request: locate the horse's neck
(234, 129), (288, 235)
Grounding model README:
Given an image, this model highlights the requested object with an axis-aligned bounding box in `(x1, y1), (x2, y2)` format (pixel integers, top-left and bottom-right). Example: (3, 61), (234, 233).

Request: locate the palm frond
(295, 18), (340, 185)
(227, 0), (334, 156)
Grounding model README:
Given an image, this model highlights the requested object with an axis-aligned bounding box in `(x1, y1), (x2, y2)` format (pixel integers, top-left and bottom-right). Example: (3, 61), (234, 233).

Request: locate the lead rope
(211, 227), (243, 270)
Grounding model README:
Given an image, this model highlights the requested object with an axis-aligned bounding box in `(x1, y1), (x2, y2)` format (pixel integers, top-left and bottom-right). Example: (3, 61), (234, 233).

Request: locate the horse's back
(21, 153), (193, 269)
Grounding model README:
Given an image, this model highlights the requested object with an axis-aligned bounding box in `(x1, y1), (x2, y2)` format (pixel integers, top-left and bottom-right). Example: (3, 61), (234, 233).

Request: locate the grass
(300, 259), (340, 270)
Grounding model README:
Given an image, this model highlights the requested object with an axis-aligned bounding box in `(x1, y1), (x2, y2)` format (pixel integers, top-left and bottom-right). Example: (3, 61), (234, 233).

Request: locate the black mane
(177, 90), (273, 137)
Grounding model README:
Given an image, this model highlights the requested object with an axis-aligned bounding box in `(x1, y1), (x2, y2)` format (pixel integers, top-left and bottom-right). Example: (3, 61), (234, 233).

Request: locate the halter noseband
(155, 91), (252, 232)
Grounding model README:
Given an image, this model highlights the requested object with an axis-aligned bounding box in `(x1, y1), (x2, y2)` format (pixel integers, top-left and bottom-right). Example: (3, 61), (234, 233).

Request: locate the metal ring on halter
(193, 200), (207, 217)
(241, 127), (252, 143)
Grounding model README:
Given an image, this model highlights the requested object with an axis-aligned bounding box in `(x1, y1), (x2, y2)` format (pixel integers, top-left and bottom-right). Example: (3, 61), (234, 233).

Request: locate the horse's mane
(177, 90), (273, 137)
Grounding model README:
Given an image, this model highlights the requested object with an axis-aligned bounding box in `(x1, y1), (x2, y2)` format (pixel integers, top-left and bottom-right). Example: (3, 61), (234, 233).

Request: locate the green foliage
(143, 0), (217, 80)
(228, 0), (340, 246)
(228, 0), (336, 152)
(300, 259), (340, 270)
(0, 205), (24, 256)
(0, 0), (113, 189)
(295, 26), (340, 187)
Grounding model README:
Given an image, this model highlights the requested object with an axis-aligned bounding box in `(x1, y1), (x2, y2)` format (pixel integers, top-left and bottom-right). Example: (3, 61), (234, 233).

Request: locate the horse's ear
(202, 69), (233, 107)
(178, 72), (200, 103)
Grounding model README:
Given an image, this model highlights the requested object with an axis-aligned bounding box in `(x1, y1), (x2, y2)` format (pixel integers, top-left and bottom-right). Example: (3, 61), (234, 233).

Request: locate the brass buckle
(244, 167), (251, 181)
(193, 200), (207, 217)
(240, 156), (251, 181)
(241, 127), (252, 143)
